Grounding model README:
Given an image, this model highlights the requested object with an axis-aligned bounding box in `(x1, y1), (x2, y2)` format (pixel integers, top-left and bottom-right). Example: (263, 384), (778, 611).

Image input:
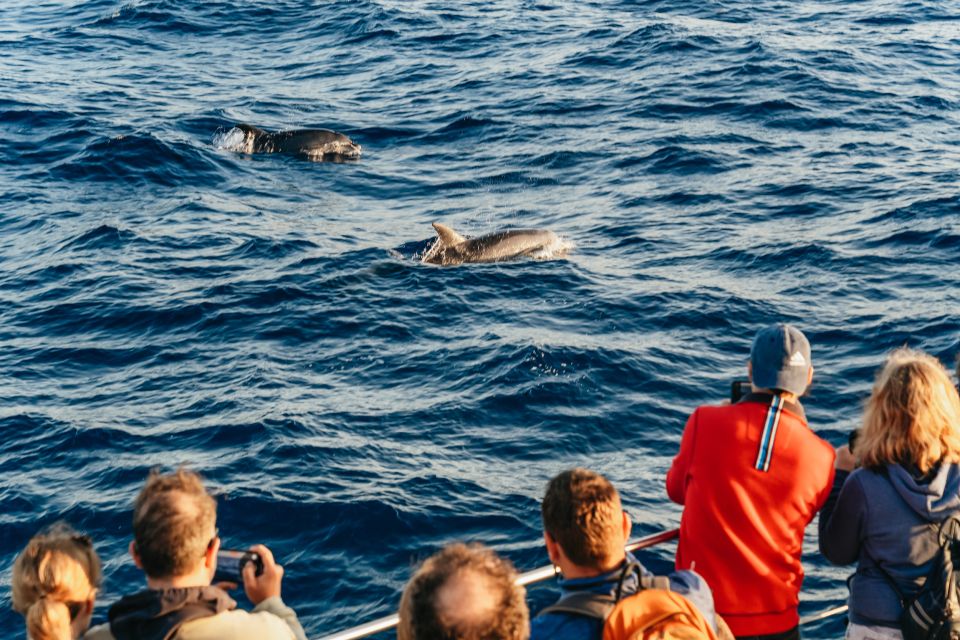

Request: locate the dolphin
(234, 124), (361, 161)
(421, 222), (563, 266)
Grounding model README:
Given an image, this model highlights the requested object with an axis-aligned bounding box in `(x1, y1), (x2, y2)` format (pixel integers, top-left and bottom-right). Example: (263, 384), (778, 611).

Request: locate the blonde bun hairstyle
(11, 524), (101, 640)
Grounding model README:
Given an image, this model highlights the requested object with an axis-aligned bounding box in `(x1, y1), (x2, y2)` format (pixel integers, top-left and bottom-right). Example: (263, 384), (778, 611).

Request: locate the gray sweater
(819, 462), (960, 627)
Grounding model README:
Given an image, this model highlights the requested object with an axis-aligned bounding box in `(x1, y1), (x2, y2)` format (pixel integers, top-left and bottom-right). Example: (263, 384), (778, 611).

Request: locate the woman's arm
(818, 459), (867, 565)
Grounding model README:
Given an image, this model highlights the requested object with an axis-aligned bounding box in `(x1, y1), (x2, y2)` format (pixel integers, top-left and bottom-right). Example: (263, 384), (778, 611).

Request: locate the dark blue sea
(2, 0), (959, 637)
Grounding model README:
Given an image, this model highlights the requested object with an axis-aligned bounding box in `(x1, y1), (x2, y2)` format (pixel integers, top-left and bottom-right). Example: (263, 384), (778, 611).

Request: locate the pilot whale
(421, 222), (563, 266)
(234, 124), (361, 161)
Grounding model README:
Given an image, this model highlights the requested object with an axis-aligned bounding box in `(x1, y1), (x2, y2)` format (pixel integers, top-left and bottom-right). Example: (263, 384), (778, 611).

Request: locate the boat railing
(316, 527), (846, 640)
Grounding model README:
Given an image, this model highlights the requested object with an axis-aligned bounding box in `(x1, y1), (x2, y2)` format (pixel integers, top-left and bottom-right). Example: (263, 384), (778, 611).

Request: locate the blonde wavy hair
(858, 348), (960, 473)
(11, 523), (101, 640)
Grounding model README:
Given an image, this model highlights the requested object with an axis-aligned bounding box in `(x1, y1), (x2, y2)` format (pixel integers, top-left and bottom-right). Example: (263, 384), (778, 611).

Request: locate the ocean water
(1, 0), (959, 637)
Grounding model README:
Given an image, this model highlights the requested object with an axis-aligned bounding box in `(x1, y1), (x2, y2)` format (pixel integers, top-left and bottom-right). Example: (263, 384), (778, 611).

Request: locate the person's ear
(129, 540), (143, 570)
(204, 535), (220, 569)
(544, 531), (562, 566)
(747, 360), (753, 382)
(807, 366), (814, 387)
(622, 510), (632, 541)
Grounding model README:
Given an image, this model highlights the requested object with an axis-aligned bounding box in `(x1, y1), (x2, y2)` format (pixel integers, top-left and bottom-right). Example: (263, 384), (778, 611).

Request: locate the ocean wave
(48, 132), (223, 187)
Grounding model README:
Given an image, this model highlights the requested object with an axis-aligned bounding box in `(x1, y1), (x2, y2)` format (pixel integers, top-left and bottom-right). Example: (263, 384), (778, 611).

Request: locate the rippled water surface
(2, 0), (959, 637)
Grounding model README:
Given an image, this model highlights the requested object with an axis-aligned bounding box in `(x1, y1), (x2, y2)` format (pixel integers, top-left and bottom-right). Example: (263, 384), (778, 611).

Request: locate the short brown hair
(541, 468), (623, 568)
(132, 468), (217, 579)
(859, 348), (960, 473)
(397, 543), (529, 640)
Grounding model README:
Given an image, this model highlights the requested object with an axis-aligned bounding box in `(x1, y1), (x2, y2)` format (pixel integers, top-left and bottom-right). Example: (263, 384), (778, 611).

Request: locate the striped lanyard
(754, 394), (785, 472)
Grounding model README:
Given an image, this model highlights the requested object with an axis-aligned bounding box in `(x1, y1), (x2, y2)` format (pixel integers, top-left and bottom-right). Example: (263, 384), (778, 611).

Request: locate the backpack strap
(862, 545), (908, 607)
(862, 467), (940, 607)
(539, 591), (617, 620)
(539, 561), (671, 621)
(640, 575), (671, 591)
(936, 513), (960, 544)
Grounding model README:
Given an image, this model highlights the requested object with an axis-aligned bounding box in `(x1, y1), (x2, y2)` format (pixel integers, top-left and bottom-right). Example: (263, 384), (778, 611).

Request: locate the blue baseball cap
(750, 324), (811, 396)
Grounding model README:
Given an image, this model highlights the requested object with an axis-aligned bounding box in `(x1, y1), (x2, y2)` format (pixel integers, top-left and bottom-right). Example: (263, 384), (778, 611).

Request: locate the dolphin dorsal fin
(237, 124), (265, 135)
(432, 222), (466, 247)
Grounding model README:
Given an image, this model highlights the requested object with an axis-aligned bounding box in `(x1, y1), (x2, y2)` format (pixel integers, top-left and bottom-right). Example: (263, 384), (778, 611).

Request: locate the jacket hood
(556, 551), (646, 598)
(108, 586), (235, 640)
(887, 462), (960, 521)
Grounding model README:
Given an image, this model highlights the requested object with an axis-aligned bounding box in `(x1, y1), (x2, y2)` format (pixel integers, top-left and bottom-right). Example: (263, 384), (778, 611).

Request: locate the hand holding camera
(214, 544), (284, 604)
(214, 549), (264, 585)
(834, 429), (860, 472)
(242, 543), (284, 605)
(835, 444), (857, 472)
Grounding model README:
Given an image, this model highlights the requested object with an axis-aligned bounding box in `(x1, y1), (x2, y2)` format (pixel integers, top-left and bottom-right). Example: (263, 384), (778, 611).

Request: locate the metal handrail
(316, 528), (848, 640)
(316, 529), (679, 640)
(800, 604), (848, 625)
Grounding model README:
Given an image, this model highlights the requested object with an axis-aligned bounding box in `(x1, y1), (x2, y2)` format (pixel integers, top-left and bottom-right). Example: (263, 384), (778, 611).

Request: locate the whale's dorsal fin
(432, 222), (466, 247)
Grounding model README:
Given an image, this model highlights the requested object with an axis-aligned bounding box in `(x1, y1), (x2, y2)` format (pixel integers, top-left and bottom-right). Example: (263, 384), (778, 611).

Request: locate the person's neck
(559, 553), (626, 580)
(146, 569), (211, 590)
(751, 386), (799, 404)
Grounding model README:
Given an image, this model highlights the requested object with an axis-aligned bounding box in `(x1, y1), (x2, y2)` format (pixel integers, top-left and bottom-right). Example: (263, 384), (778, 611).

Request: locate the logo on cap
(788, 351), (807, 367)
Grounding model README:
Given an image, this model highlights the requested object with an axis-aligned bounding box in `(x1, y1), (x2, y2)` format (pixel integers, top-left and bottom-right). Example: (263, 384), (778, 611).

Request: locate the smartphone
(730, 380), (752, 404)
(214, 549), (264, 584)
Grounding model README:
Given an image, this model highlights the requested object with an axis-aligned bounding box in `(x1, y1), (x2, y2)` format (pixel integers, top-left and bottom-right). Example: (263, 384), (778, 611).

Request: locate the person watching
(84, 468), (307, 640)
(530, 468), (724, 640)
(820, 348), (960, 640)
(397, 542), (529, 640)
(12, 523), (101, 640)
(666, 323), (836, 639)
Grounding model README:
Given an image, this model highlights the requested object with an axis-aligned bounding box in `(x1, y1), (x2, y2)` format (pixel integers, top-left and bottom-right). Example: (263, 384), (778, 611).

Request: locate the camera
(214, 549), (264, 584)
(848, 428), (860, 454)
(730, 380), (752, 404)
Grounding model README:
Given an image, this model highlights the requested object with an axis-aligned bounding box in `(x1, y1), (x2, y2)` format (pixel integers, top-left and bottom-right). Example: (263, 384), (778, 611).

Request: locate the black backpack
(872, 513), (960, 640)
